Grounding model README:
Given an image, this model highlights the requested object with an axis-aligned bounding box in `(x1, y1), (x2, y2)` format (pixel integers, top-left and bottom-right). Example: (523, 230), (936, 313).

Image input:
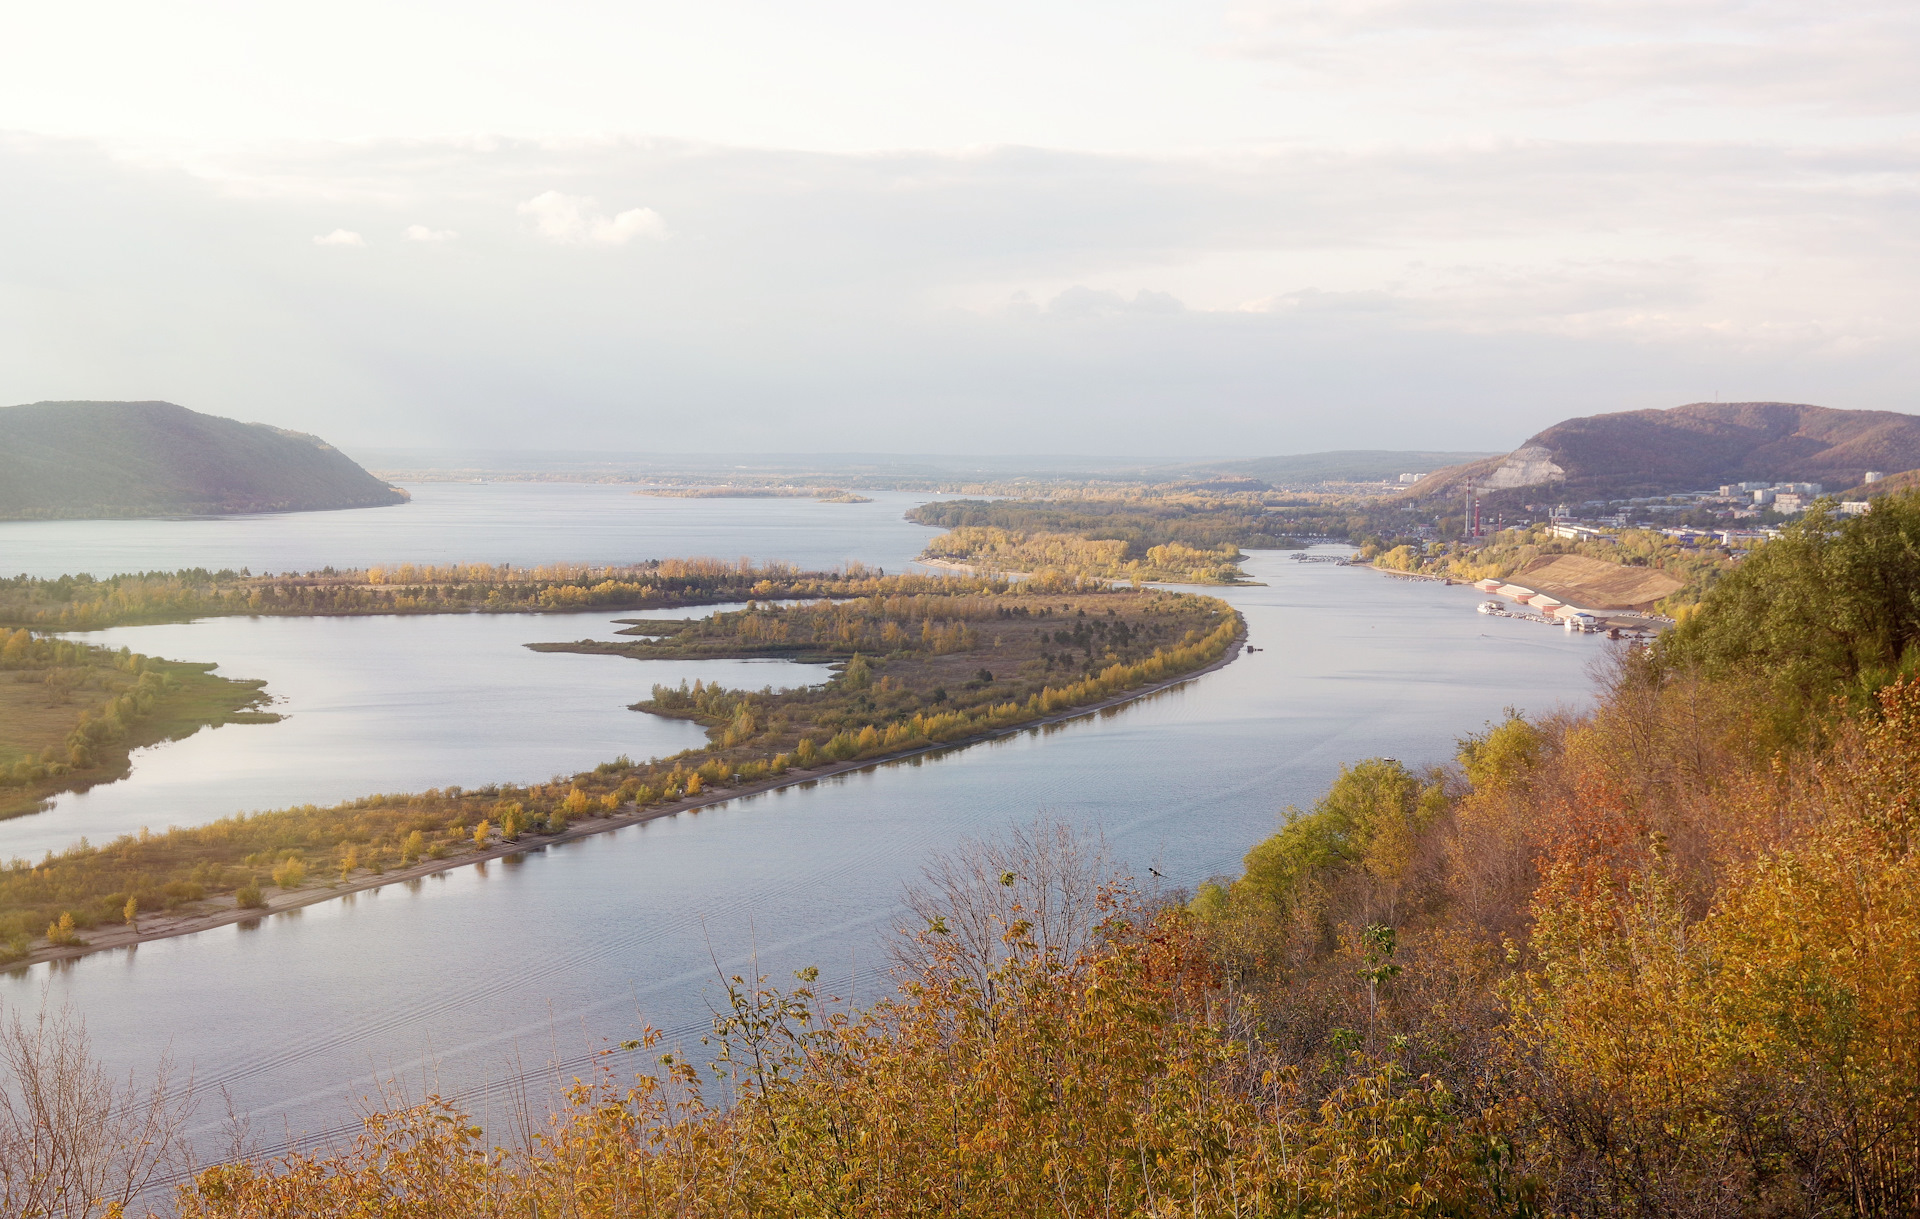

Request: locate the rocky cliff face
(1480, 445), (1566, 490)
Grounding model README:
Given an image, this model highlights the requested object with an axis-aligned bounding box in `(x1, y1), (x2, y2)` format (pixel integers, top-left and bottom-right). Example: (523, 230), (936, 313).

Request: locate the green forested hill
(0, 400), (408, 519)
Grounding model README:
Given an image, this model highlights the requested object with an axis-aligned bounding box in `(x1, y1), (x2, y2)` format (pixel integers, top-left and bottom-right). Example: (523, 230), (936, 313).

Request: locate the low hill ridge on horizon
(0, 400), (409, 521)
(1409, 401), (1920, 503)
(350, 447), (1494, 487)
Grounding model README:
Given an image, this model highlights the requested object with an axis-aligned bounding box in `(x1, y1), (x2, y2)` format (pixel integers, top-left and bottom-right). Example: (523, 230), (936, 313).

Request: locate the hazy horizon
(3, 2), (1915, 455)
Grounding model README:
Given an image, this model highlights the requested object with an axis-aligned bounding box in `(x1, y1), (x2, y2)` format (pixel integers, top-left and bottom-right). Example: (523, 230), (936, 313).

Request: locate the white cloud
(312, 228), (365, 246)
(4, 133), (1918, 455)
(517, 191), (667, 245)
(403, 224), (456, 242)
(596, 206), (668, 244)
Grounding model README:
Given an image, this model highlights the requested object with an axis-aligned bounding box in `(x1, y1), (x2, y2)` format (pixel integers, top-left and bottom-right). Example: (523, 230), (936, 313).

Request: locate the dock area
(1471, 575), (1672, 637)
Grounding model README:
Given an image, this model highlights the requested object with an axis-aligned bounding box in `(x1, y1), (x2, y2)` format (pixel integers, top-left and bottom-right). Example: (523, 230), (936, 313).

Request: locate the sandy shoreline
(15, 623), (1246, 970)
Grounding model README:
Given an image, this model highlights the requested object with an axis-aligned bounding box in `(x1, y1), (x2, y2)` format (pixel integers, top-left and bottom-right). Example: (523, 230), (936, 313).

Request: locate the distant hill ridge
(1175, 450), (1497, 486)
(1410, 402), (1920, 502)
(0, 401), (408, 520)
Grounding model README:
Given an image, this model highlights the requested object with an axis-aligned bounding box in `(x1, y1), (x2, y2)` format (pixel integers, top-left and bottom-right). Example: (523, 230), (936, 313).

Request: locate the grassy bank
(0, 630), (277, 821)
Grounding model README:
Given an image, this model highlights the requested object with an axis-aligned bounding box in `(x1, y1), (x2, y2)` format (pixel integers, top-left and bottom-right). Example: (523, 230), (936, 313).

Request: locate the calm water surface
(0, 498), (1604, 1159)
(0, 483), (949, 579)
(4, 611), (825, 864)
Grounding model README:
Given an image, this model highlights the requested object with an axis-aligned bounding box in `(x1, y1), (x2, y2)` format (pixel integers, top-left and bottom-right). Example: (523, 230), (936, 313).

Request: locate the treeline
(908, 495), (1307, 550)
(0, 560), (1000, 631)
(908, 490), (1472, 553)
(3, 588), (1240, 964)
(628, 595), (1006, 658)
(160, 490), (1920, 1217)
(905, 493), (1498, 583)
(604, 592), (1145, 661)
(920, 526), (1248, 584)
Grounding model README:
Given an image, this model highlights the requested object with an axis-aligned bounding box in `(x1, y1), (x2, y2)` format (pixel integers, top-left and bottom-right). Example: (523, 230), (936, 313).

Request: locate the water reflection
(0, 483), (950, 580)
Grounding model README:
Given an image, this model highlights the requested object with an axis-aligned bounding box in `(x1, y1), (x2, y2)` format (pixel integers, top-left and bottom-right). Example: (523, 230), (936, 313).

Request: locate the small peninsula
(0, 630), (280, 820)
(0, 400), (408, 520)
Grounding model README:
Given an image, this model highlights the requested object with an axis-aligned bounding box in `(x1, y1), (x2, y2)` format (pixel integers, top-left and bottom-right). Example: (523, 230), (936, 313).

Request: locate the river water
(0, 492), (1602, 1160)
(0, 483), (950, 579)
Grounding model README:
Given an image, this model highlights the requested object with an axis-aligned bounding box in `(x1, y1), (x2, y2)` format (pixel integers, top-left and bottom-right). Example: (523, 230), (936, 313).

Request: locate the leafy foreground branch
(164, 876), (1526, 1218)
(0, 1003), (193, 1219)
(0, 586), (1240, 963)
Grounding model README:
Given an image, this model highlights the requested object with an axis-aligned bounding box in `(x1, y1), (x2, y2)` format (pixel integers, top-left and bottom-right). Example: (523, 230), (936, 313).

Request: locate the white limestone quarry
(1482, 444), (1566, 490)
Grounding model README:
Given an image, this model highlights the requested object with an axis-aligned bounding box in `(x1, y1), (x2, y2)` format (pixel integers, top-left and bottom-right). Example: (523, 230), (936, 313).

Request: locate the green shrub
(271, 856), (307, 888)
(45, 912), (83, 946)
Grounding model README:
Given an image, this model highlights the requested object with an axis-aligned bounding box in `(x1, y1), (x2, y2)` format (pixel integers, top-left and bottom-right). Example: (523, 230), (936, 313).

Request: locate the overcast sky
(2, 1), (1915, 456)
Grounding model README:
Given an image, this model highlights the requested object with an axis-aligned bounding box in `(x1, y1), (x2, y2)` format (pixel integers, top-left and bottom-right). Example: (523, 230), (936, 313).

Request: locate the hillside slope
(1842, 468), (1920, 499)
(1411, 402), (1920, 502)
(0, 401), (408, 520)
(1514, 554), (1685, 610)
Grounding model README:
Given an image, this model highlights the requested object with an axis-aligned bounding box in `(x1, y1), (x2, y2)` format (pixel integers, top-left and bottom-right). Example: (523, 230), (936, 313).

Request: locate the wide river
(2, 487), (1601, 1159)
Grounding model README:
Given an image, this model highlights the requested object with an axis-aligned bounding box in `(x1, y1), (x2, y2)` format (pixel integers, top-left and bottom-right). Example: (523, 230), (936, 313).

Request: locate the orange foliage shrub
(180, 898), (1529, 1218)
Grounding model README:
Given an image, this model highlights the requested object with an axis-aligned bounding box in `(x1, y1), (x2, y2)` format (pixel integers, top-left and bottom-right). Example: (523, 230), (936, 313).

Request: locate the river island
(0, 563), (1242, 966)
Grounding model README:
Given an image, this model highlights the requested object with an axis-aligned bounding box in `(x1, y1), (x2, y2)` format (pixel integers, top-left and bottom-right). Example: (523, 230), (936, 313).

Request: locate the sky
(1, 1), (1916, 456)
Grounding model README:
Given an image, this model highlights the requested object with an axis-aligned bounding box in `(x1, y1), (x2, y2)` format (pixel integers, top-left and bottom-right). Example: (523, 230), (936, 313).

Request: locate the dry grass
(1517, 552), (1686, 609)
(0, 668), (132, 766)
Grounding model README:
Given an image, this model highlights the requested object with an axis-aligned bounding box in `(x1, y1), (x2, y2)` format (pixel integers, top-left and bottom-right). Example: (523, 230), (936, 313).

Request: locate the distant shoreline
(13, 621), (1246, 971)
